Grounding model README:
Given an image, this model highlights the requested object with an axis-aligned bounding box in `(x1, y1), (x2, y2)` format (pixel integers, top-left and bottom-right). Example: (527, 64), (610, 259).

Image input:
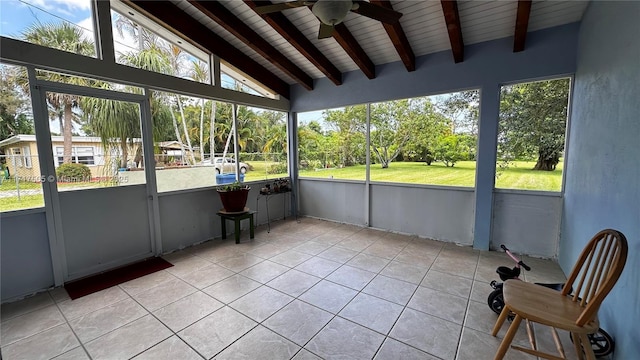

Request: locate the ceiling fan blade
(351, 1), (402, 24)
(254, 1), (307, 15)
(317, 23), (334, 39)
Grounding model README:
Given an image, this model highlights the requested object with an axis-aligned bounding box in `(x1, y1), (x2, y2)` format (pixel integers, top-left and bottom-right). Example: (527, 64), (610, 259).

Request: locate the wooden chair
(491, 229), (628, 360)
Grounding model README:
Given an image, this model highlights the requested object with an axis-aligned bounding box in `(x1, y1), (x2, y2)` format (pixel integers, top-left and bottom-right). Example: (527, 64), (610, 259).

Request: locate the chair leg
(494, 314), (522, 360)
(571, 332), (585, 360)
(492, 305), (511, 336)
(578, 333), (596, 360)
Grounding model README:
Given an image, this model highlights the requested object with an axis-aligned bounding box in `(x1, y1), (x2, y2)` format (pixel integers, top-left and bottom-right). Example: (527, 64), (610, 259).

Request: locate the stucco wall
(560, 2), (640, 359)
(0, 210), (54, 301)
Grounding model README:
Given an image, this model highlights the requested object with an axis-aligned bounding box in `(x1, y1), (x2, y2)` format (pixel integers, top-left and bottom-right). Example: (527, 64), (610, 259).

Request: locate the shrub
(56, 163), (91, 182)
(433, 135), (465, 167)
(267, 162), (288, 174)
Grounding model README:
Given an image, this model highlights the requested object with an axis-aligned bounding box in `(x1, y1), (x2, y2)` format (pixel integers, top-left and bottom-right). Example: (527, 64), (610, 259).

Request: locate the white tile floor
(1, 218), (579, 360)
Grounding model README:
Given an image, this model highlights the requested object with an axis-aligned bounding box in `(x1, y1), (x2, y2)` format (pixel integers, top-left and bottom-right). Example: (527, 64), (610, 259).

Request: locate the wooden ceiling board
(221, 0), (327, 79)
(529, 1), (588, 31)
(394, 1), (450, 57)
(175, 1), (299, 84)
(459, 1), (518, 45)
(146, 0), (589, 88)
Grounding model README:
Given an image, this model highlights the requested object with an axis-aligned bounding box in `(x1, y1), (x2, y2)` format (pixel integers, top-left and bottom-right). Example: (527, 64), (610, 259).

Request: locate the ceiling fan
(254, 0), (403, 39)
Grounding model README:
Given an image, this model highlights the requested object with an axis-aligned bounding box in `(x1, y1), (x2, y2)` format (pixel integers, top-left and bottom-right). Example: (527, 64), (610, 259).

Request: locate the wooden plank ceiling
(125, 0), (588, 99)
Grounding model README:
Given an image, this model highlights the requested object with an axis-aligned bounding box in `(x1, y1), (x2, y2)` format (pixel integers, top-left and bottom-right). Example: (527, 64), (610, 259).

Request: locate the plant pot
(217, 188), (250, 212)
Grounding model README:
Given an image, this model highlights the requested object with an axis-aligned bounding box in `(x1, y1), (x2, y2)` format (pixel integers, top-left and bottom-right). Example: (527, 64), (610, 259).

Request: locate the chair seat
(503, 279), (600, 333)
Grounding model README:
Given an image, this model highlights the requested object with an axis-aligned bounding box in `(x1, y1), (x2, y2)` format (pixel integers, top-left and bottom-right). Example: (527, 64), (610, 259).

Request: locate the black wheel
(570, 328), (615, 358)
(240, 166), (247, 174)
(215, 168), (220, 174)
(488, 289), (505, 315)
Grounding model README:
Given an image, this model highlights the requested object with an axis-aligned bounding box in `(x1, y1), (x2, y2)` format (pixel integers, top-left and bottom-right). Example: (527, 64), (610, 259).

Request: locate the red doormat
(64, 257), (173, 300)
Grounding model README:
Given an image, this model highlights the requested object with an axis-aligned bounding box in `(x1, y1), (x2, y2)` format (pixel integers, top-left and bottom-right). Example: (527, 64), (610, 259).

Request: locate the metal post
(365, 103), (371, 227)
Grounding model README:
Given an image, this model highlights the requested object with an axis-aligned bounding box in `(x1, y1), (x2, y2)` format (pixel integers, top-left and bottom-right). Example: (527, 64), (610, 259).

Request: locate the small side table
(217, 209), (256, 244)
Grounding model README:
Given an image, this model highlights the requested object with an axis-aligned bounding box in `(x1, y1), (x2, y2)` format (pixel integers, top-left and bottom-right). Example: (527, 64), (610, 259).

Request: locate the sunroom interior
(0, 0), (637, 359)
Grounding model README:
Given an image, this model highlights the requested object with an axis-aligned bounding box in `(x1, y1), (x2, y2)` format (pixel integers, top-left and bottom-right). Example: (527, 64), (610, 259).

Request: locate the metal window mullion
(35, 79), (146, 103)
(93, 0), (115, 64)
(212, 54), (221, 88)
(288, 111), (298, 217)
(365, 103), (371, 227)
(232, 104), (241, 179)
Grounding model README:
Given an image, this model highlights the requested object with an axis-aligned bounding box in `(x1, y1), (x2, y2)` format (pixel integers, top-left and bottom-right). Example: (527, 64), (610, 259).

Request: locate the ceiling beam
(126, 1), (290, 98)
(513, 0), (532, 52)
(370, 0), (415, 72)
(244, 0), (342, 86)
(333, 23), (376, 79)
(440, 0), (464, 63)
(189, 1), (314, 91)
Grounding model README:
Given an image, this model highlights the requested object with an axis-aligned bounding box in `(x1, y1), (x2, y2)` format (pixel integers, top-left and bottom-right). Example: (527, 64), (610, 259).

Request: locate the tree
(82, 95), (140, 169)
(190, 61), (210, 160)
(81, 45), (174, 169)
(0, 67), (33, 141)
(324, 106), (366, 167)
(297, 122), (323, 166)
(433, 134), (472, 167)
(437, 90), (479, 135)
(370, 98), (450, 168)
(369, 97), (451, 166)
(20, 22), (94, 163)
(499, 79), (570, 171)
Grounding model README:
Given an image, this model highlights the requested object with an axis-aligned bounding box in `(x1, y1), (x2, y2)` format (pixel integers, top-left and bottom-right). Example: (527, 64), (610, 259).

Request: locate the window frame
(11, 147), (23, 167)
(22, 145), (32, 168)
(55, 146), (97, 166)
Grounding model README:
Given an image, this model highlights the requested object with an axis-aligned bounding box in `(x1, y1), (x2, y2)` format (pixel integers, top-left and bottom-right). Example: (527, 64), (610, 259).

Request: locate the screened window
(237, 106), (288, 181)
(152, 91), (242, 192)
(110, 5), (210, 85)
(298, 106), (366, 181)
(0, 0), (96, 57)
(496, 78), (570, 192)
(369, 90), (479, 187)
(1, 63), (43, 212)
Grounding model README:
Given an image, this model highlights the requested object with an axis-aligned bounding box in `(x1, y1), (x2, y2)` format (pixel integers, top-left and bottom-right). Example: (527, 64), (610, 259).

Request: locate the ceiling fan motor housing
(312, 0), (354, 26)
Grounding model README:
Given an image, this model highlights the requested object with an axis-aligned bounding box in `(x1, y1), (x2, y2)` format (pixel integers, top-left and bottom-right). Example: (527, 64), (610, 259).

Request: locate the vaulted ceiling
(125, 0), (588, 99)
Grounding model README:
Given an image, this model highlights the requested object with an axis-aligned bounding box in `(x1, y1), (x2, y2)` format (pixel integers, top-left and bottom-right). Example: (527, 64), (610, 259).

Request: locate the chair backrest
(561, 229), (628, 326)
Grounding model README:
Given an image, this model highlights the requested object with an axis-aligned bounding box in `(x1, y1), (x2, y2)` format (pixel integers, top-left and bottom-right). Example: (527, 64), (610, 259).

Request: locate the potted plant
(216, 181), (250, 212)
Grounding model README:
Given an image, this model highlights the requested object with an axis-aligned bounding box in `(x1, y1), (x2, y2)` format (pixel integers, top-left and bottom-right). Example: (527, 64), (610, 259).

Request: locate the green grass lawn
(243, 161), (288, 182)
(300, 160), (563, 191)
(0, 194), (45, 212)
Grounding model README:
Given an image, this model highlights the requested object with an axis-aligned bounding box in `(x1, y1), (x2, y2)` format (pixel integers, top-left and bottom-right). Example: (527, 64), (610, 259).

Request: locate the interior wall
(290, 23), (579, 112)
(560, 2), (640, 359)
(298, 179), (366, 225)
(492, 192), (562, 258)
(370, 184), (474, 244)
(159, 182), (288, 253)
(0, 211), (53, 302)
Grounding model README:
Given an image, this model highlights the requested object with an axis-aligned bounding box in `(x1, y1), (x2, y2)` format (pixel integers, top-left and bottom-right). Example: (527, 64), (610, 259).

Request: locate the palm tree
(80, 46), (173, 170)
(190, 61), (209, 160)
(21, 22), (94, 163)
(167, 45), (196, 165)
(115, 16), (192, 165)
(82, 94), (140, 169)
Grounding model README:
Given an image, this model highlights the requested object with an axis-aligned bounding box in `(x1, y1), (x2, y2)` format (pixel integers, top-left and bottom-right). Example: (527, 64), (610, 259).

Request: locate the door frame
(29, 68), (161, 284)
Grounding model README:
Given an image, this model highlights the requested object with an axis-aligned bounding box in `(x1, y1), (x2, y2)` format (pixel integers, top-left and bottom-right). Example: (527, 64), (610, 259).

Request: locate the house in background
(0, 134), (144, 181)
